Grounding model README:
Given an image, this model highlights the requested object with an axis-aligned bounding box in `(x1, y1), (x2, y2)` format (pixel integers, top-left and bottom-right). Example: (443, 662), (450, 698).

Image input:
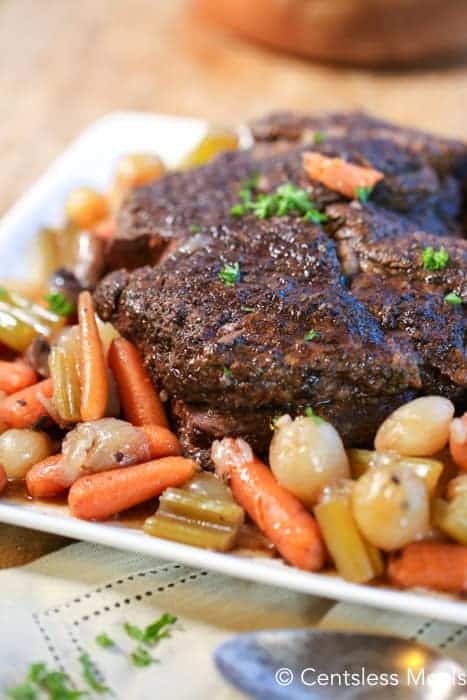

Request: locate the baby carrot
(26, 455), (65, 499)
(142, 424), (181, 458)
(108, 337), (169, 428)
(68, 456), (196, 520)
(26, 425), (181, 499)
(303, 152), (384, 200)
(0, 378), (53, 428)
(450, 414), (467, 472)
(388, 542), (467, 593)
(0, 464), (6, 494)
(78, 291), (108, 422)
(211, 438), (326, 571)
(0, 360), (38, 395)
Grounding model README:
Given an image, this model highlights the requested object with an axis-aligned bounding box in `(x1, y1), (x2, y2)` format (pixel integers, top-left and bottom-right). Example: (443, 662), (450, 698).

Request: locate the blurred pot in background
(194, 0), (467, 67)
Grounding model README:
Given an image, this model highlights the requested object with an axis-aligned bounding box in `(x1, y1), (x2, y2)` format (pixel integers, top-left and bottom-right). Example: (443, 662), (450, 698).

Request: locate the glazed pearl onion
(351, 464), (430, 551)
(269, 414), (350, 507)
(374, 396), (454, 456)
(0, 429), (53, 479)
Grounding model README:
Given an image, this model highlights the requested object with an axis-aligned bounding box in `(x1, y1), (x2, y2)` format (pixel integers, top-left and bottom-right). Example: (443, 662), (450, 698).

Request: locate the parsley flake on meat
(270, 415), (282, 431)
(304, 330), (319, 342)
(444, 292), (463, 305)
(304, 406), (323, 424)
(218, 261), (240, 286)
(422, 245), (449, 271)
(189, 224), (200, 233)
(354, 185), (374, 203)
(231, 181), (327, 223)
(313, 131), (326, 144)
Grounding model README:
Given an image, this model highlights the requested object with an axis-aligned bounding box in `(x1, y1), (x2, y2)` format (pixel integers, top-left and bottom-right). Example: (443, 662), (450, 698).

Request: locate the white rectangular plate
(0, 112), (464, 625)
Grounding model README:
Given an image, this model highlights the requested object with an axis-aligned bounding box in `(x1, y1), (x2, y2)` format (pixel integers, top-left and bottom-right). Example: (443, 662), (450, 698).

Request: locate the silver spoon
(215, 629), (467, 699)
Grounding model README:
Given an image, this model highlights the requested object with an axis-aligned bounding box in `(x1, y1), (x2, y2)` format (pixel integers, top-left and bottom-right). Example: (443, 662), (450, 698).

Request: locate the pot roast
(95, 112), (467, 466)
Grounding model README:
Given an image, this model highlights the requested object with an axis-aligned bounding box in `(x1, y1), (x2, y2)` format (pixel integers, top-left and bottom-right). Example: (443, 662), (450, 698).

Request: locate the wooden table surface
(0, 0), (466, 567)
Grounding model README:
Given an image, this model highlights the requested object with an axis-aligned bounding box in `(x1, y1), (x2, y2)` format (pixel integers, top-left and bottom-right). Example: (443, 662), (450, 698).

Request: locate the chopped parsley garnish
(302, 209), (328, 224)
(222, 366), (232, 380)
(422, 245), (449, 271)
(131, 647), (154, 668)
(355, 185), (374, 203)
(123, 613), (177, 668)
(444, 292), (462, 305)
(95, 633), (115, 649)
(231, 181), (327, 223)
(123, 622), (145, 643)
(8, 662), (86, 700)
(218, 261), (240, 286)
(79, 653), (109, 694)
(124, 613), (177, 647)
(44, 292), (75, 317)
(143, 613), (178, 644)
(313, 131), (326, 145)
(304, 330), (319, 342)
(8, 682), (37, 700)
(189, 224), (200, 233)
(304, 406), (323, 424)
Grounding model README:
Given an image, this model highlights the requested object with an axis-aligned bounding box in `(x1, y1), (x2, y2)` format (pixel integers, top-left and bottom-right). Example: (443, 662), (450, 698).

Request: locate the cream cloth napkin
(0, 542), (466, 698)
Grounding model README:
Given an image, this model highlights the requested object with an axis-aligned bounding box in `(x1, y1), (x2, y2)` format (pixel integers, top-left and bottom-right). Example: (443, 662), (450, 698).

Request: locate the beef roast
(95, 111), (467, 465)
(106, 112), (467, 273)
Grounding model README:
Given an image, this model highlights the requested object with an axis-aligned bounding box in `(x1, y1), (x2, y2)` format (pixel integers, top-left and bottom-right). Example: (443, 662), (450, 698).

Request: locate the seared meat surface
(107, 112), (466, 272)
(96, 112), (467, 465)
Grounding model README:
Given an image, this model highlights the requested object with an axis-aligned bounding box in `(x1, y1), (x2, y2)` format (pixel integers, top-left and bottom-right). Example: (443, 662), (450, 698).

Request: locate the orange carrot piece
(78, 291), (108, 422)
(26, 425), (181, 500)
(0, 361), (38, 395)
(303, 151), (384, 199)
(142, 425), (181, 458)
(108, 337), (169, 428)
(212, 438), (326, 571)
(0, 464), (6, 494)
(388, 542), (467, 593)
(68, 456), (196, 520)
(92, 217), (116, 241)
(450, 414), (467, 472)
(26, 455), (65, 499)
(0, 378), (53, 428)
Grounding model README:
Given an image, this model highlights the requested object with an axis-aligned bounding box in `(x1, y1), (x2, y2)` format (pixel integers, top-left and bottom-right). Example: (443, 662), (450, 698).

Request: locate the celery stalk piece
(0, 308), (37, 352)
(314, 496), (381, 584)
(347, 449), (443, 495)
(180, 129), (239, 169)
(7, 289), (64, 330)
(49, 347), (69, 421)
(158, 488), (244, 527)
(144, 513), (238, 551)
(62, 336), (81, 423)
(30, 227), (61, 288)
(49, 331), (81, 423)
(434, 496), (467, 545)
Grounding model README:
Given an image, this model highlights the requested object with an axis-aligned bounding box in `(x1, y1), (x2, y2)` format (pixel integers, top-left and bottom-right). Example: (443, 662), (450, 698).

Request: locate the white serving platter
(0, 112), (465, 625)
